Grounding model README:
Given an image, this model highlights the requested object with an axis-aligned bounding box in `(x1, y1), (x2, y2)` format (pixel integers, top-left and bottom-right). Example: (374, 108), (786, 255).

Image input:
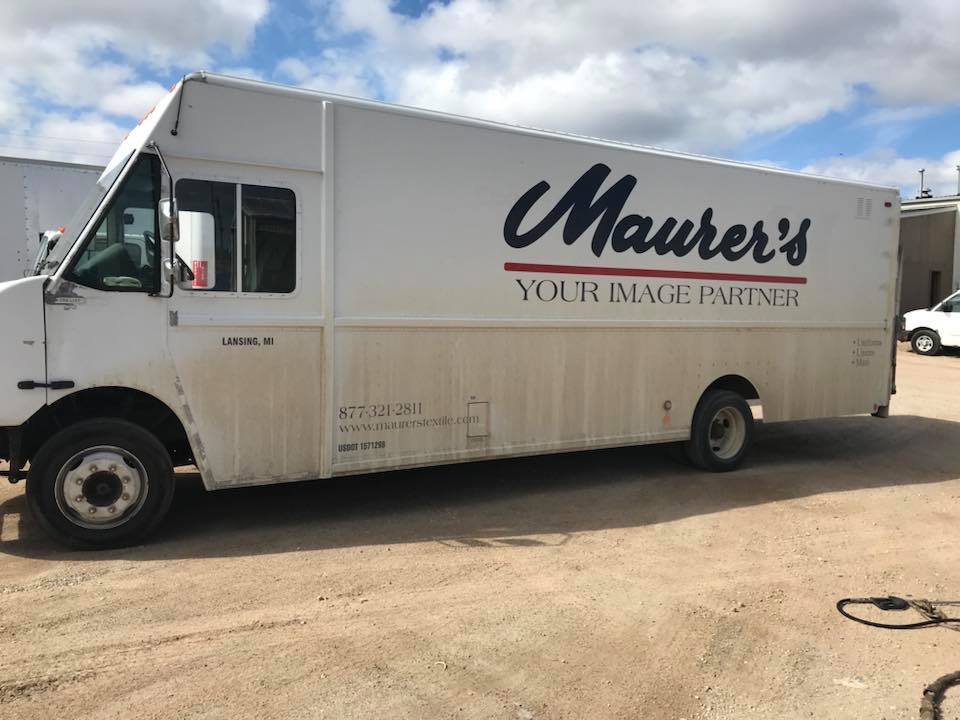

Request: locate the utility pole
(956, 164), (960, 196)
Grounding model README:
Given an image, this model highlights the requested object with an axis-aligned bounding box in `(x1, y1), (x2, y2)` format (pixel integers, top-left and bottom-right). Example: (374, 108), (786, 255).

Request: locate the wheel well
(19, 387), (193, 467)
(704, 375), (760, 402)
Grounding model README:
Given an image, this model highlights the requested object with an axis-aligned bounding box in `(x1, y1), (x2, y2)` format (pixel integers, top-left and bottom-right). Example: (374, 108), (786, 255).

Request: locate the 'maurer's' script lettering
(503, 163), (810, 266)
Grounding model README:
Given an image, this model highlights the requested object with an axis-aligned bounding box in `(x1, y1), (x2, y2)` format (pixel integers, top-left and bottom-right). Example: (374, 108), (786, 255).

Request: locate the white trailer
(0, 73), (901, 547)
(0, 156), (102, 281)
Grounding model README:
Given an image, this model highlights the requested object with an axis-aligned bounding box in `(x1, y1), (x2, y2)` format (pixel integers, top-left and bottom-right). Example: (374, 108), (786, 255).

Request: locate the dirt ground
(2, 344), (960, 720)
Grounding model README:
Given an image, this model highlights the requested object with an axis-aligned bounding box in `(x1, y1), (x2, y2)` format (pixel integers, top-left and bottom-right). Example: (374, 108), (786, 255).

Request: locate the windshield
(62, 153), (162, 292)
(934, 289), (960, 310)
(40, 151), (133, 273)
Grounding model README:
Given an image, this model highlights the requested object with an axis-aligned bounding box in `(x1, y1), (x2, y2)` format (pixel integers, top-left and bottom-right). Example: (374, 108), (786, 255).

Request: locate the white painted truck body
(0, 156), (101, 281)
(1, 73), (900, 504)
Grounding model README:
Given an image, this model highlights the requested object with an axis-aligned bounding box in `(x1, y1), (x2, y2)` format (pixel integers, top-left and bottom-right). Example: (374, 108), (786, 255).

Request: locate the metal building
(899, 195), (960, 312)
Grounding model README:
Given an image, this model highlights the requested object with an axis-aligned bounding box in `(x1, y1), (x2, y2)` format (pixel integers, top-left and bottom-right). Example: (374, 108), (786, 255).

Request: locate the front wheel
(911, 329), (941, 356)
(26, 418), (175, 549)
(684, 390), (754, 472)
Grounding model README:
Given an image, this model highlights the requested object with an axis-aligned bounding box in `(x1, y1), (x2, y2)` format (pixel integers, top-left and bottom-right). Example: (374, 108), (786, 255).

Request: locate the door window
(176, 179), (237, 291)
(64, 153), (160, 292)
(175, 179), (297, 294)
(242, 185), (296, 293)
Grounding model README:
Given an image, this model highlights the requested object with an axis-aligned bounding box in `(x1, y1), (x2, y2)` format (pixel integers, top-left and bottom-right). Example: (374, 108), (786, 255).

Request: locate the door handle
(17, 380), (75, 390)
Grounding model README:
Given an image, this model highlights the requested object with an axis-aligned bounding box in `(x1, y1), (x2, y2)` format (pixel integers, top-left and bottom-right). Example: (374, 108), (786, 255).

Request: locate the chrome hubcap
(55, 447), (148, 529)
(708, 407), (746, 460)
(916, 335), (934, 352)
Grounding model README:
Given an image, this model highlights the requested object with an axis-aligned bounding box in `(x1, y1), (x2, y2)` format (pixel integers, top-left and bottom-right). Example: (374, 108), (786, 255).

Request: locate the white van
(0, 73), (901, 547)
(901, 290), (960, 355)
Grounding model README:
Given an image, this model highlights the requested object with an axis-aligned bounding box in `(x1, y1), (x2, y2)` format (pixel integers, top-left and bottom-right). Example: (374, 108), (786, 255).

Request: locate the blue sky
(3, 0), (959, 197)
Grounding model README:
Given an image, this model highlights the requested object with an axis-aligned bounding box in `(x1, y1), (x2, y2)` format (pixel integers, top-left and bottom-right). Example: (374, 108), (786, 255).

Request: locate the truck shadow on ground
(2, 413), (959, 561)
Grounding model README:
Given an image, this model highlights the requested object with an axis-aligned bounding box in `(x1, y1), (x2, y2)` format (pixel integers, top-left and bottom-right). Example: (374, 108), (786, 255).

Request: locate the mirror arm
(148, 141), (177, 298)
(147, 141), (175, 189)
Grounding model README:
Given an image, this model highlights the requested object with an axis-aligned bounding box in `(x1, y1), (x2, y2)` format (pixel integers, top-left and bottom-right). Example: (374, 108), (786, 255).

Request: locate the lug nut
(108, 506), (117, 514)
(89, 465), (98, 472)
(122, 477), (130, 484)
(88, 507), (96, 514)
(109, 464), (118, 472)
(75, 495), (84, 502)
(121, 493), (130, 501)
(75, 477), (83, 485)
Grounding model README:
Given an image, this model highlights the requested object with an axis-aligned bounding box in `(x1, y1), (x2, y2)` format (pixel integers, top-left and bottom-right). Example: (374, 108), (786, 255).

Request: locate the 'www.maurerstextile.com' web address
(338, 415), (480, 434)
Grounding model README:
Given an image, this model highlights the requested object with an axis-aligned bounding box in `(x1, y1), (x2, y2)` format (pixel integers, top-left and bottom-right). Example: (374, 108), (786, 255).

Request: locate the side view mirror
(159, 198), (179, 243)
(174, 256), (195, 290)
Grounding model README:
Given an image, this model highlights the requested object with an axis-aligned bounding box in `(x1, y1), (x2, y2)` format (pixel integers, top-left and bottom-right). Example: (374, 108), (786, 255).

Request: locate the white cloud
(280, 0), (960, 156)
(0, 0), (267, 164)
(802, 149), (960, 197)
(0, 1), (268, 67)
(217, 66), (267, 82)
(99, 83), (170, 119)
(275, 50), (380, 98)
(0, 113), (128, 167)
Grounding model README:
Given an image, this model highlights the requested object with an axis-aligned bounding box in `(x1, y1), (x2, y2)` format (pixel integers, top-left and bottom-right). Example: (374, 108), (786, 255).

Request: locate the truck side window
(64, 154), (160, 293)
(175, 179), (237, 292)
(241, 185), (296, 293)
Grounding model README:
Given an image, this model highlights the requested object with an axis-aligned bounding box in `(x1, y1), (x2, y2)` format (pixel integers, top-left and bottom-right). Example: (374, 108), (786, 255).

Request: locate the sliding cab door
(166, 169), (326, 488)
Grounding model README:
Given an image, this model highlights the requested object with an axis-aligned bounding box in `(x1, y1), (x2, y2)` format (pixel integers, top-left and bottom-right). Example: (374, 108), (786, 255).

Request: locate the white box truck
(0, 73), (901, 547)
(0, 156), (102, 281)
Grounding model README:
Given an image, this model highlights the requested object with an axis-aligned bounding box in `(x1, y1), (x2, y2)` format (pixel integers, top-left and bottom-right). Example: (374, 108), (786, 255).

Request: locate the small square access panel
(466, 401), (490, 438)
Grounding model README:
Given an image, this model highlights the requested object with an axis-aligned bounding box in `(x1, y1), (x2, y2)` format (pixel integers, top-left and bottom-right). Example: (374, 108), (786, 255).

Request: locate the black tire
(684, 390), (754, 472)
(911, 329), (941, 356)
(26, 418), (175, 549)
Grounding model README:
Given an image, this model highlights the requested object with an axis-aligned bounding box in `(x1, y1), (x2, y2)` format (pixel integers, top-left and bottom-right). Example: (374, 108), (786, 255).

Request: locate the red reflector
(57, 226), (65, 233)
(884, 201), (892, 207)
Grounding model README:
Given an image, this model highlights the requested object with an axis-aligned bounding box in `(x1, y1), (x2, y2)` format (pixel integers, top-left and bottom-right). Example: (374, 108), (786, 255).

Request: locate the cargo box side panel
(330, 102), (899, 473)
(332, 104), (899, 327)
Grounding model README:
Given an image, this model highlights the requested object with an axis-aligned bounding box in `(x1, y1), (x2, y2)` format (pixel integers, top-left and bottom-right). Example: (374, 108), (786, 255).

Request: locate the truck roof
(184, 71), (901, 196)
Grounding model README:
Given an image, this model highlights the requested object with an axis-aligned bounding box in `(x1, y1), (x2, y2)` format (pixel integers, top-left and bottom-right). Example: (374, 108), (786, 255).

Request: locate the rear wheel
(911, 329), (940, 356)
(685, 390), (754, 472)
(26, 418), (175, 549)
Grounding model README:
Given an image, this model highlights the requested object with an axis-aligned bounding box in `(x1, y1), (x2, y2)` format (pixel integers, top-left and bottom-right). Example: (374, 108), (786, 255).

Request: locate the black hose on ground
(836, 596), (960, 629)
(836, 595), (960, 720)
(920, 672), (960, 720)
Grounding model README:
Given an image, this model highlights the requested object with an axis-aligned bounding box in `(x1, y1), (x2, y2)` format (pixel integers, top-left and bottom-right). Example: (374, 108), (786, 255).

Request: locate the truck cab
(0, 76), (324, 548)
(901, 289), (960, 355)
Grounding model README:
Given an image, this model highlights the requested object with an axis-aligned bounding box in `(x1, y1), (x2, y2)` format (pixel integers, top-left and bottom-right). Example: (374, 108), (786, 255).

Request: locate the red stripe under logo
(503, 261), (807, 285)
